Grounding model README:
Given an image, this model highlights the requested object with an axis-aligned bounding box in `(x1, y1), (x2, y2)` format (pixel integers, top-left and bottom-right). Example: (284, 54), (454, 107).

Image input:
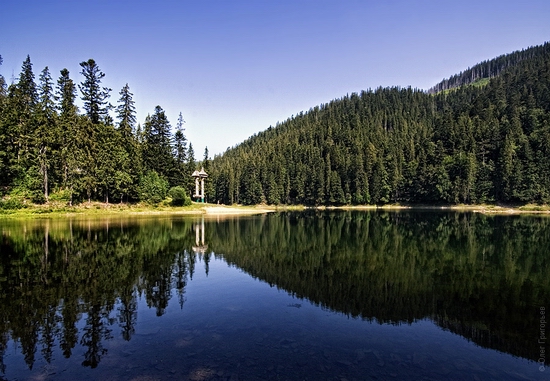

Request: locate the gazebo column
(191, 167), (208, 203)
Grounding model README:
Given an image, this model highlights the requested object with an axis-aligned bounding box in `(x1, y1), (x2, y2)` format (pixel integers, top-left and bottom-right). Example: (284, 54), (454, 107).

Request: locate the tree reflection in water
(0, 211), (548, 376)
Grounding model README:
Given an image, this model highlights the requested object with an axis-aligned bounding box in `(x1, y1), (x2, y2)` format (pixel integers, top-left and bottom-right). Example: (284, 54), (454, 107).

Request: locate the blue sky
(1, 0), (549, 157)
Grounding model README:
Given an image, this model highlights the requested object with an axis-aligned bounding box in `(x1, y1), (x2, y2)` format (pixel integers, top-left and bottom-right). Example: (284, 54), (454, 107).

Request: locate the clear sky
(1, 0), (549, 157)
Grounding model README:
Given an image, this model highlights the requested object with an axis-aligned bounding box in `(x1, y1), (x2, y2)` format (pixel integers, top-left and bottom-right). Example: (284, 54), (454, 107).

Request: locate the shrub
(0, 197), (25, 210)
(139, 171), (169, 204)
(49, 189), (72, 202)
(169, 186), (191, 206)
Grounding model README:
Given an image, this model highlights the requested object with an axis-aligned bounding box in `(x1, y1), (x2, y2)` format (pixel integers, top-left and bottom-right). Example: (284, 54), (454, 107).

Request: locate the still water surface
(0, 211), (549, 380)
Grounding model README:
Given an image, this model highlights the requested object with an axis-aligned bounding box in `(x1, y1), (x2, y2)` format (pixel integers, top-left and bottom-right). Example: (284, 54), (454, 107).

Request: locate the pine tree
(174, 112), (187, 164)
(171, 112), (187, 186)
(12, 56), (39, 192)
(79, 59), (111, 124)
(34, 67), (57, 201)
(18, 55), (38, 110)
(116, 83), (136, 139)
(185, 143), (196, 197)
(115, 83), (139, 201)
(202, 146), (214, 202)
(0, 55), (6, 100)
(142, 106), (174, 183)
(56, 68), (77, 118)
(55, 69), (80, 199)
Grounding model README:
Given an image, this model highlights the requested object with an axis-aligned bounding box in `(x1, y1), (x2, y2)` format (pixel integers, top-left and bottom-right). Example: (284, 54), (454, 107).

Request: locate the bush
(139, 171), (169, 204)
(11, 172), (45, 204)
(49, 189), (72, 202)
(0, 197), (25, 210)
(30, 190), (46, 204)
(169, 186), (191, 206)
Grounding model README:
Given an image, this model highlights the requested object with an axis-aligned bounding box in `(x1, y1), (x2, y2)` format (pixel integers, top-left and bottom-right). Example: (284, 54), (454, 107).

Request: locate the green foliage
(142, 106), (175, 183)
(1, 43), (550, 208)
(78, 59), (111, 124)
(139, 171), (169, 204)
(10, 172), (46, 204)
(168, 186), (191, 206)
(48, 189), (72, 202)
(0, 196), (25, 210)
(0, 55), (199, 207)
(210, 42), (550, 206)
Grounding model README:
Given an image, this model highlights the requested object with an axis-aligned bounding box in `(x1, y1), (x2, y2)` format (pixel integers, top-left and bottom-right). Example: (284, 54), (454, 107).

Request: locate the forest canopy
(0, 56), (200, 206)
(1, 42), (550, 206)
(208, 42), (550, 205)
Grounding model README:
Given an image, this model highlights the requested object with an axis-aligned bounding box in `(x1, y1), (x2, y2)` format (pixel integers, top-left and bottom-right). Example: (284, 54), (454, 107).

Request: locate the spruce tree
(116, 83), (136, 139)
(79, 59), (111, 124)
(185, 143), (196, 197)
(35, 67), (57, 201)
(12, 56), (39, 192)
(171, 112), (187, 186)
(115, 83), (139, 201)
(0, 55), (6, 100)
(142, 105), (174, 182)
(55, 69), (80, 199)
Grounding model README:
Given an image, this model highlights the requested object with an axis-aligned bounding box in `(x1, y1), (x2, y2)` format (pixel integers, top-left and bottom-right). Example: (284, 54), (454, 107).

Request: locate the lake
(0, 210), (548, 380)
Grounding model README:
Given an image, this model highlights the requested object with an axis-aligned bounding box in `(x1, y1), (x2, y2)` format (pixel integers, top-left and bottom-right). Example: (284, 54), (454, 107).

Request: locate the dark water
(0, 211), (549, 381)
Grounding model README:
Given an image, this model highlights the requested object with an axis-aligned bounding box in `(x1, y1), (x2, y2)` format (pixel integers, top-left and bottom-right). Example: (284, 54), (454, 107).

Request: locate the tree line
(428, 42), (550, 93)
(208, 42), (550, 205)
(0, 56), (206, 206)
(2, 42), (550, 207)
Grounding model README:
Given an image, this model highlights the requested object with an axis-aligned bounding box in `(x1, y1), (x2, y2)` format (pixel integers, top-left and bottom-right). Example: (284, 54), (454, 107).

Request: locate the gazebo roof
(198, 168), (208, 177)
(191, 168), (208, 178)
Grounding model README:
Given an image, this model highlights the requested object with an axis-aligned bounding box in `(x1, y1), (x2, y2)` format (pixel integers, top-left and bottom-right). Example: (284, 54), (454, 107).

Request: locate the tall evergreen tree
(174, 112), (187, 164)
(115, 83), (139, 201)
(185, 143), (196, 197)
(0, 55), (6, 100)
(116, 83), (136, 139)
(79, 59), (111, 124)
(34, 66), (57, 201)
(171, 112), (187, 186)
(11, 55), (39, 190)
(18, 55), (38, 109)
(56, 68), (77, 118)
(142, 106), (174, 182)
(55, 69), (81, 199)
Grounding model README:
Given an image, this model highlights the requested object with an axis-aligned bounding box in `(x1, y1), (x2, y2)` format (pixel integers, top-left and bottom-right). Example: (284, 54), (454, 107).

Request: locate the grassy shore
(0, 201), (285, 219)
(1, 201), (549, 219)
(319, 203), (550, 214)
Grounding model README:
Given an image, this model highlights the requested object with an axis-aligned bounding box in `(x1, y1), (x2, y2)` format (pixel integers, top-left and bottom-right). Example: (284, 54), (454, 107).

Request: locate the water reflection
(0, 211), (549, 378)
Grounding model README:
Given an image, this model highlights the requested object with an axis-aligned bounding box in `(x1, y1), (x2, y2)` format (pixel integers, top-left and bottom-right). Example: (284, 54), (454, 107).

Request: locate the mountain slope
(428, 42), (550, 94)
(208, 42), (550, 205)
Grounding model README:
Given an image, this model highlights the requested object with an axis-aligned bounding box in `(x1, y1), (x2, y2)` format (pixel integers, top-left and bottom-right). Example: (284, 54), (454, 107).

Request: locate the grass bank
(0, 201), (279, 219)
(1, 201), (548, 219)
(314, 203), (550, 214)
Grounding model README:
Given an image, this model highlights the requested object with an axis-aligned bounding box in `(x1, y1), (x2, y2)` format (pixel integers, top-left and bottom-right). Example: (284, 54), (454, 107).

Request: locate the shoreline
(1, 202), (549, 219)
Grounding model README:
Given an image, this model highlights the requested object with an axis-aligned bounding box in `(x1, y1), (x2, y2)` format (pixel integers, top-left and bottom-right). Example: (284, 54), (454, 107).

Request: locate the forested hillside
(428, 43), (549, 94)
(1, 43), (549, 207)
(0, 57), (200, 206)
(208, 42), (550, 205)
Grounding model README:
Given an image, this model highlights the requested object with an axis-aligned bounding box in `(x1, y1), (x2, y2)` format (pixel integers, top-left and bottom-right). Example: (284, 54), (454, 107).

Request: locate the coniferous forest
(209, 42), (550, 205)
(1, 42), (550, 207)
(0, 57), (198, 206)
